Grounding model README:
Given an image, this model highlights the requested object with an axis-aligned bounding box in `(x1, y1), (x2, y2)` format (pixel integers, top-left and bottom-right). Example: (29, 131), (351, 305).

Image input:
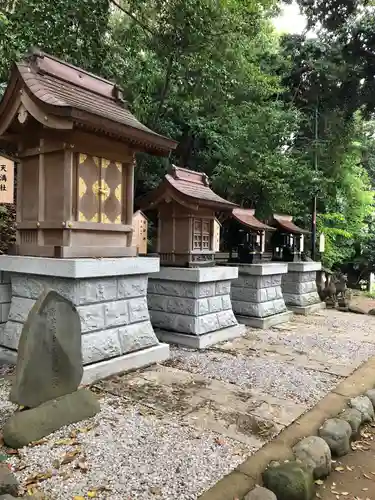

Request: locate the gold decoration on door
(77, 154), (123, 223)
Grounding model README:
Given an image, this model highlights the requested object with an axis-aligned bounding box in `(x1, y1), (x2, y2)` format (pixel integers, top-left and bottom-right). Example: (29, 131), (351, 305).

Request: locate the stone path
(1, 308), (375, 499)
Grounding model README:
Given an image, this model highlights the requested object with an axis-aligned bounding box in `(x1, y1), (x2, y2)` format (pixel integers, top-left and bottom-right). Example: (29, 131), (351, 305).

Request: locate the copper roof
(272, 214), (309, 234)
(139, 166), (237, 211)
(232, 208), (275, 232)
(0, 49), (177, 155)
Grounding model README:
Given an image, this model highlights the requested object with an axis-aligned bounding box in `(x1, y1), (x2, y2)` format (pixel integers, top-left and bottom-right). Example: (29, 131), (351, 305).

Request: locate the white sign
(319, 233), (325, 253)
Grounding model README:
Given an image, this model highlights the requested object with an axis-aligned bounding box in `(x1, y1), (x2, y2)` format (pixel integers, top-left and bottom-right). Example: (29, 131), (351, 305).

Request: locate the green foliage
(0, 0), (374, 270)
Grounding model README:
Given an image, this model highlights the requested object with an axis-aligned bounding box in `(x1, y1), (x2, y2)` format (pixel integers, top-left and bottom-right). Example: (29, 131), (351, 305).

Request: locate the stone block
(0, 284), (11, 303)
(81, 329), (122, 364)
(3, 389), (100, 448)
(78, 277), (118, 304)
(148, 294), (196, 315)
(0, 322), (22, 350)
(78, 303), (106, 333)
(128, 296), (149, 323)
(339, 408), (362, 438)
(215, 280), (231, 295)
(196, 282), (216, 298)
(282, 281), (317, 295)
(7, 297), (34, 323)
(148, 280), (197, 299)
(0, 271), (10, 284)
(118, 321), (158, 354)
(283, 291), (320, 307)
(245, 487), (277, 500)
(117, 275), (148, 299)
(0, 303), (10, 323)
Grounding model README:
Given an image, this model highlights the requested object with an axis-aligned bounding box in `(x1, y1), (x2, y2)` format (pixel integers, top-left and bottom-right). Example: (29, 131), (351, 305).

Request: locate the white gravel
(5, 394), (251, 500)
(169, 347), (342, 406)
(252, 330), (375, 365)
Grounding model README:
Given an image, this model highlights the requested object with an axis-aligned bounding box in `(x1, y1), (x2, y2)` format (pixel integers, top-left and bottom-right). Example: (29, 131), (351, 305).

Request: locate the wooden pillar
(125, 159), (134, 246)
(37, 138), (45, 246)
(63, 145), (73, 246)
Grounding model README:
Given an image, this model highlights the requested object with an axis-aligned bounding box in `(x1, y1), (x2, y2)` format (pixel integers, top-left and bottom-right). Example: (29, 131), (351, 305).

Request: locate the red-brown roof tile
(2, 49), (177, 155)
(272, 214), (309, 234)
(138, 166), (237, 211)
(232, 208), (275, 231)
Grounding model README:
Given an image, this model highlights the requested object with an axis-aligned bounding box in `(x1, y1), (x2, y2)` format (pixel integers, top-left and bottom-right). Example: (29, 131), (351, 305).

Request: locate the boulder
(3, 389), (99, 449)
(0, 465), (18, 497)
(339, 408), (362, 439)
(262, 461), (314, 500)
(349, 395), (374, 423)
(245, 486), (277, 500)
(292, 436), (331, 479)
(365, 389), (375, 409)
(318, 418), (352, 457)
(10, 289), (83, 408)
(368, 308), (375, 316)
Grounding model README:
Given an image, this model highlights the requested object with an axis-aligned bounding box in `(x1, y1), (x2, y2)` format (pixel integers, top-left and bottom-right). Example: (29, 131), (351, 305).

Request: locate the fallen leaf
(363, 473), (372, 479)
(54, 438), (79, 447)
(335, 466), (345, 472)
(315, 480), (324, 485)
(341, 493), (349, 496)
(25, 470), (53, 486)
(5, 448), (19, 455)
(61, 449), (81, 465)
(87, 491), (97, 498)
(73, 497), (85, 500)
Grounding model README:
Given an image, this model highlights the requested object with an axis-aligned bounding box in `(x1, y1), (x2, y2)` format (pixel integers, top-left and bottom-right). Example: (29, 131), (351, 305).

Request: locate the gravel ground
(168, 348), (342, 406)
(253, 330), (375, 365)
(1, 308), (375, 499)
(4, 394), (250, 500)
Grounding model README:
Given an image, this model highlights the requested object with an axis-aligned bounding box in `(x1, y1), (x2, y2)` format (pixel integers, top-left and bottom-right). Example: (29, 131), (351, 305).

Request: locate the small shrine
(0, 48), (176, 258)
(140, 166), (245, 348)
(131, 210), (148, 255)
(139, 165), (236, 267)
(0, 49), (177, 380)
(269, 214), (309, 262)
(223, 208), (275, 263)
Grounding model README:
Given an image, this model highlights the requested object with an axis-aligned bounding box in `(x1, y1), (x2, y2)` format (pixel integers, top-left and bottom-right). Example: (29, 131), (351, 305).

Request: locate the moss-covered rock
(262, 461), (314, 500)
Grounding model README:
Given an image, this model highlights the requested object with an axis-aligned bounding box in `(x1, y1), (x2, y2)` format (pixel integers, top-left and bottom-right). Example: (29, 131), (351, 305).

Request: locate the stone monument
(3, 290), (100, 449)
(139, 166), (245, 348)
(222, 209), (291, 328)
(0, 49), (177, 382)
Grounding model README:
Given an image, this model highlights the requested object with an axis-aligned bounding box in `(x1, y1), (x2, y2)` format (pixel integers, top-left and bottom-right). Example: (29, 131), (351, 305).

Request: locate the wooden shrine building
(0, 48), (176, 258)
(269, 214), (309, 262)
(224, 208), (275, 263)
(139, 166), (237, 267)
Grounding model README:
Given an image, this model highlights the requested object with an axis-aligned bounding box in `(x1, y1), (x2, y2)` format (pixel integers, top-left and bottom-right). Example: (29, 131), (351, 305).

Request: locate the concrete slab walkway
(1, 308), (375, 499)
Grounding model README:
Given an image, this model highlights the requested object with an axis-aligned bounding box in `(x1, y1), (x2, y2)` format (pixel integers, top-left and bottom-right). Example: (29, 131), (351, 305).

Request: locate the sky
(273, 2), (307, 34)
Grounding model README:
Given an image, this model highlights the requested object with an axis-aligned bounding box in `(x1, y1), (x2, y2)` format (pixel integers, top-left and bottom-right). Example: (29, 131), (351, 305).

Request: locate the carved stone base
(282, 262), (322, 311)
(148, 266), (242, 345)
(0, 255), (167, 381)
(227, 263), (290, 328)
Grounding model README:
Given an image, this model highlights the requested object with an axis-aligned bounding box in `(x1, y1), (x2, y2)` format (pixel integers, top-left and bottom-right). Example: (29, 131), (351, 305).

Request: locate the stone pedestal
(230, 263), (292, 328)
(148, 267), (245, 348)
(282, 261), (325, 315)
(0, 256), (169, 384)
